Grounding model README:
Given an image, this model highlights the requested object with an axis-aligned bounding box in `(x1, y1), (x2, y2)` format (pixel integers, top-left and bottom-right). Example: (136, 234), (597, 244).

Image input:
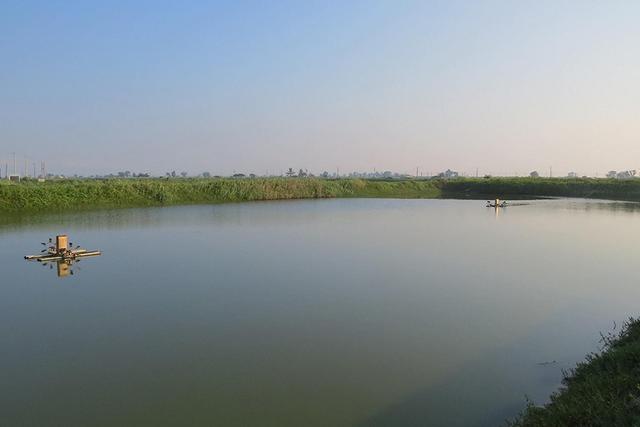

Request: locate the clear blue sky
(2, 1), (639, 176)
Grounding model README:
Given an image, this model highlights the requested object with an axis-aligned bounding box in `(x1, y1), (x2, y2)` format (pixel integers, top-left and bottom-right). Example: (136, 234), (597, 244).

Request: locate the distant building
(605, 170), (637, 179)
(617, 170), (636, 179)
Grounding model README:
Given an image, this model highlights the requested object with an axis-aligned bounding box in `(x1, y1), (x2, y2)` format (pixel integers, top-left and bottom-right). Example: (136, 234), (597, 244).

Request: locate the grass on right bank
(508, 318), (640, 426)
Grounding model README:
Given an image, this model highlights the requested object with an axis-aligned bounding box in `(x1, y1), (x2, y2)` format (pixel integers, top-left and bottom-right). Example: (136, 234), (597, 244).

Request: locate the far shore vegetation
(3, 176), (640, 212)
(0, 177), (439, 212)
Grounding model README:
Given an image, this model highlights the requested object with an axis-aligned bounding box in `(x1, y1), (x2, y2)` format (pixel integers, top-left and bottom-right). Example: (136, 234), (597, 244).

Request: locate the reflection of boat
(33, 258), (85, 278)
(486, 198), (508, 208)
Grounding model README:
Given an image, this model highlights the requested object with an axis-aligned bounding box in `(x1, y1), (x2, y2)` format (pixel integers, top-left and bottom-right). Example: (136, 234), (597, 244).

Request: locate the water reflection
(34, 257), (93, 278)
(3, 198), (640, 235)
(0, 201), (334, 234)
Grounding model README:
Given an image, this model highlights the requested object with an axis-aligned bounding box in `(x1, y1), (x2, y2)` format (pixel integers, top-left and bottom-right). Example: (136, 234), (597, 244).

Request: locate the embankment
(2, 177), (640, 212)
(441, 177), (640, 201)
(509, 318), (640, 426)
(0, 178), (439, 212)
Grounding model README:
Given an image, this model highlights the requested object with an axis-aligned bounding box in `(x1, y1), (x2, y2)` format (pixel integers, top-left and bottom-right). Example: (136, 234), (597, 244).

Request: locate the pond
(2, 198), (640, 426)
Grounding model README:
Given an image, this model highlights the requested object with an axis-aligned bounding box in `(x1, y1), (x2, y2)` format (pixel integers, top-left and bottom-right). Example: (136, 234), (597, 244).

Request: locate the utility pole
(12, 152), (16, 175)
(550, 166), (553, 178)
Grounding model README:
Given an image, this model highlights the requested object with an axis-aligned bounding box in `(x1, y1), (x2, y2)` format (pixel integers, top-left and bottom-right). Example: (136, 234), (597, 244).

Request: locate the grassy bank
(509, 318), (640, 426)
(3, 177), (640, 212)
(0, 178), (440, 212)
(441, 177), (640, 201)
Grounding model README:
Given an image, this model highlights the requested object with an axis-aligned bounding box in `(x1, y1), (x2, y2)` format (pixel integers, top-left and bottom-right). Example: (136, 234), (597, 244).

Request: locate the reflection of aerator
(24, 235), (101, 276)
(57, 260), (73, 277)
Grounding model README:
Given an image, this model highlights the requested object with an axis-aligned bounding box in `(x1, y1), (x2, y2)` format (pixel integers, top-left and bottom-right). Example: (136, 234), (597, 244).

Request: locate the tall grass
(3, 177), (640, 212)
(440, 177), (640, 201)
(0, 178), (440, 212)
(508, 318), (640, 426)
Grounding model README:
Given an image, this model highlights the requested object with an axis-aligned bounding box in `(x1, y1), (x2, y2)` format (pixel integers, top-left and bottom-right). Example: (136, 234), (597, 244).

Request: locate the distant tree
(529, 171), (540, 178)
(165, 172), (171, 177)
(567, 172), (578, 178)
(298, 169), (306, 178)
(117, 171), (126, 178)
(321, 171), (329, 178)
(286, 168), (296, 177)
(124, 171), (131, 178)
(249, 173), (256, 178)
(171, 171), (176, 177)
(437, 169), (458, 179)
(606, 170), (617, 179)
(232, 173), (245, 178)
(202, 172), (211, 178)
(180, 171), (188, 178)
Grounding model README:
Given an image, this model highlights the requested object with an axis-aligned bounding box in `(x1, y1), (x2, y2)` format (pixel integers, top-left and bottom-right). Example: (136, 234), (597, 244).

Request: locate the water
(2, 198), (640, 426)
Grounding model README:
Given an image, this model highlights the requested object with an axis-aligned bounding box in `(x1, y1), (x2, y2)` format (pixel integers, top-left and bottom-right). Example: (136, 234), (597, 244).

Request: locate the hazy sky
(2, 1), (639, 176)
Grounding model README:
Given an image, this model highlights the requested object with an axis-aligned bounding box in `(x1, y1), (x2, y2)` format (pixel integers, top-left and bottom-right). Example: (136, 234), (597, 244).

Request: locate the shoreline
(508, 318), (640, 426)
(3, 177), (640, 213)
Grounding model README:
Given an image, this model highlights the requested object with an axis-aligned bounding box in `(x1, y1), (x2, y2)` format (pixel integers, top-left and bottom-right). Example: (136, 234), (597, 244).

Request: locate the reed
(440, 177), (640, 201)
(3, 177), (640, 213)
(508, 318), (640, 426)
(0, 178), (440, 212)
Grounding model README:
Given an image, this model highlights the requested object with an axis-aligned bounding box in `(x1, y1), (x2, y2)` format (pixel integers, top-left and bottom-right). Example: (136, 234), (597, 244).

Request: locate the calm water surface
(2, 198), (640, 426)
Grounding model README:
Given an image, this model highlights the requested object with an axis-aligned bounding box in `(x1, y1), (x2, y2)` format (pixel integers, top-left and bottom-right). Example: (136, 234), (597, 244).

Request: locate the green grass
(508, 318), (640, 426)
(3, 177), (640, 212)
(0, 178), (440, 212)
(440, 177), (640, 201)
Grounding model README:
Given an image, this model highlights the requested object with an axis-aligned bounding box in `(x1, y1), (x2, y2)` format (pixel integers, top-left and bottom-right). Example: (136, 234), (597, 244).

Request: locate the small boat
(486, 198), (508, 208)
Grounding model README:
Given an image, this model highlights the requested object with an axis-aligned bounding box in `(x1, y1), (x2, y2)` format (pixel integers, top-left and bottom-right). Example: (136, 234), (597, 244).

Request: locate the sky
(1, 1), (639, 177)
